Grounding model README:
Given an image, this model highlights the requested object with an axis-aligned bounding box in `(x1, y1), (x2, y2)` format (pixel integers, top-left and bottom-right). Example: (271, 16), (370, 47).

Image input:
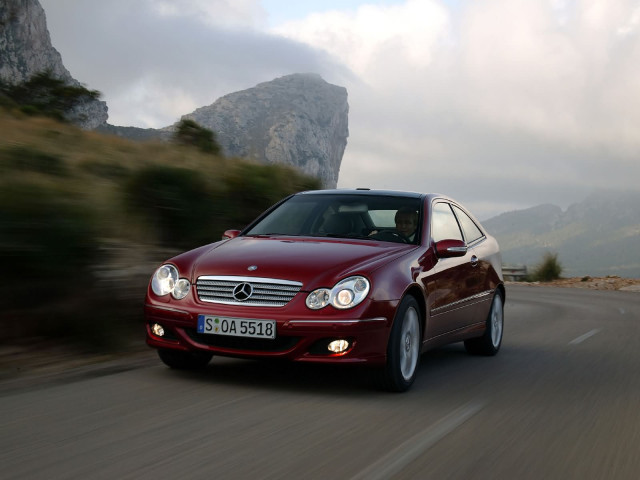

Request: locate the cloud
(39, 0), (640, 218)
(40, 0), (346, 127)
(148, 0), (267, 29)
(273, 0), (640, 217)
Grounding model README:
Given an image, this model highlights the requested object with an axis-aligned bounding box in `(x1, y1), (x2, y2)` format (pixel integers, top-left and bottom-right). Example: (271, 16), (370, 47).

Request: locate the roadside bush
(530, 252), (563, 282)
(0, 145), (68, 176)
(81, 160), (129, 180)
(124, 165), (218, 248)
(223, 163), (321, 227)
(0, 181), (98, 304)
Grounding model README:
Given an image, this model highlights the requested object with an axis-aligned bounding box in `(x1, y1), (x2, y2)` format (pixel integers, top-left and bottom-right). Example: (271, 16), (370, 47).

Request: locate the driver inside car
(369, 207), (418, 243)
(394, 207), (418, 242)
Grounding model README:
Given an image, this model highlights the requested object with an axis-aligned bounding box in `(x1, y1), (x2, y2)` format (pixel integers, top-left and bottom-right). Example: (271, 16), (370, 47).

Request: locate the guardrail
(502, 265), (528, 281)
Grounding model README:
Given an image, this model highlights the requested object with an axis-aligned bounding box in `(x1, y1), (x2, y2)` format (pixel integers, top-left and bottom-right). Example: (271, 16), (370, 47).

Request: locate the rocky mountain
(483, 191), (640, 278)
(0, 0), (108, 128)
(180, 73), (349, 188)
(101, 73), (349, 188)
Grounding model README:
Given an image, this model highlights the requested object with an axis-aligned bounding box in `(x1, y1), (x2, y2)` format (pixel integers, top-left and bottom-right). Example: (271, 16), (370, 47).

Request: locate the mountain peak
(0, 0), (108, 128)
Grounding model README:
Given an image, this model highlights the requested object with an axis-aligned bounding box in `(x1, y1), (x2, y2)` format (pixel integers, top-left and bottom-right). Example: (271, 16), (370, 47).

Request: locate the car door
(450, 203), (496, 319)
(427, 201), (479, 338)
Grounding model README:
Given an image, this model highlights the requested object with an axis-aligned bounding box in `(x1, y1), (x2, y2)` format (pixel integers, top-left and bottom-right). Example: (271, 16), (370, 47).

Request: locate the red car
(145, 189), (504, 392)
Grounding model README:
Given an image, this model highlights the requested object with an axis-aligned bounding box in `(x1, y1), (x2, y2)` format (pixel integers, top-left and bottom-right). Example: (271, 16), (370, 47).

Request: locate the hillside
(483, 191), (640, 278)
(0, 111), (320, 348)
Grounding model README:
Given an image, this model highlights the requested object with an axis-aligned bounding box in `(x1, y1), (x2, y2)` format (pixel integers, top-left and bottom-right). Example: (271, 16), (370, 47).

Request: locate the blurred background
(0, 97), (320, 353)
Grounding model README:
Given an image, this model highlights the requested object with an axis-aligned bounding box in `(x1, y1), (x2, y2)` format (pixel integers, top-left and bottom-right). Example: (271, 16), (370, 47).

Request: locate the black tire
(157, 349), (213, 370)
(464, 290), (504, 356)
(376, 296), (422, 392)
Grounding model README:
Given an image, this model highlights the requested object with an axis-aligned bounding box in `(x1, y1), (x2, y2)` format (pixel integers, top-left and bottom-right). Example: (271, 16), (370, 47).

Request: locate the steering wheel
(370, 230), (409, 244)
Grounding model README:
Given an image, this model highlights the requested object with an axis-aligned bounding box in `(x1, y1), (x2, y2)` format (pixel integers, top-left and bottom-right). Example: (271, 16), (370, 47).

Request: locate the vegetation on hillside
(0, 108), (321, 350)
(0, 70), (101, 122)
(173, 118), (221, 155)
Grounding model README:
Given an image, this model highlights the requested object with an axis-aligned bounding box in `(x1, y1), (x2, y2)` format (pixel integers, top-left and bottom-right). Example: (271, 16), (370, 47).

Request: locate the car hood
(184, 236), (415, 290)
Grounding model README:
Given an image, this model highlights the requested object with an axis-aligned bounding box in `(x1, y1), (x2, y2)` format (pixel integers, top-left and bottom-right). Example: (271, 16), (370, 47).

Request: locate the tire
(377, 296), (422, 392)
(464, 290), (504, 356)
(157, 349), (213, 370)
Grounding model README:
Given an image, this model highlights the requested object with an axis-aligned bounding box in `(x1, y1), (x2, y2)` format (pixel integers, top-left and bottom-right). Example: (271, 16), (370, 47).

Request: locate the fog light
(152, 323), (165, 337)
(328, 339), (350, 353)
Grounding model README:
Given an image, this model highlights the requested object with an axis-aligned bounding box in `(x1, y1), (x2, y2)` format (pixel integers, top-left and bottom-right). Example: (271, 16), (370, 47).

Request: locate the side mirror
(222, 229), (241, 240)
(435, 239), (467, 258)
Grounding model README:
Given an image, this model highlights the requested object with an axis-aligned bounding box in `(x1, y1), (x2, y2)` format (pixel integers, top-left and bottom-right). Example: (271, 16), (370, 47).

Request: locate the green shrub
(0, 145), (68, 176)
(531, 252), (563, 282)
(0, 180), (98, 306)
(124, 165), (218, 248)
(173, 118), (221, 155)
(223, 163), (322, 227)
(0, 71), (101, 122)
(81, 160), (128, 180)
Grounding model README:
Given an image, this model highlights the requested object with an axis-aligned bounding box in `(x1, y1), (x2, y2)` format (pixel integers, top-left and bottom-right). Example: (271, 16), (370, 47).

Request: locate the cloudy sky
(39, 0), (640, 219)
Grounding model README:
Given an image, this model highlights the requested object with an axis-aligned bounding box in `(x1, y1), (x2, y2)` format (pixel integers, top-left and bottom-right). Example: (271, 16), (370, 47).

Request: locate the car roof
(297, 189), (428, 199)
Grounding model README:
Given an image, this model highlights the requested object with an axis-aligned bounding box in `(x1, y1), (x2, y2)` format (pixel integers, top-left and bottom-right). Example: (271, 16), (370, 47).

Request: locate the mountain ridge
(482, 191), (640, 278)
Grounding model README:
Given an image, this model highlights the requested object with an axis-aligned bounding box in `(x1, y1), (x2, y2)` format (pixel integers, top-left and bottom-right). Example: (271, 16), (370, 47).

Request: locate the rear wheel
(157, 349), (213, 370)
(464, 290), (504, 356)
(377, 296), (422, 392)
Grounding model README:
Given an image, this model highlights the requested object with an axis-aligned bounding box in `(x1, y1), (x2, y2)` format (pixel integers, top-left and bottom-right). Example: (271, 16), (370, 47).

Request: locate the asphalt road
(2, 285), (639, 479)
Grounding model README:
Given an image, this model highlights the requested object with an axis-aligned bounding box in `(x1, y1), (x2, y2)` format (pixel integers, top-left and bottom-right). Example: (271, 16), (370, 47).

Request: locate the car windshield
(244, 193), (423, 244)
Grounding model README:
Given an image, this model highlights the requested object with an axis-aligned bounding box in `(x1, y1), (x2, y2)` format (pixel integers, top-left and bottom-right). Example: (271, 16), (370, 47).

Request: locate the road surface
(1, 285), (639, 479)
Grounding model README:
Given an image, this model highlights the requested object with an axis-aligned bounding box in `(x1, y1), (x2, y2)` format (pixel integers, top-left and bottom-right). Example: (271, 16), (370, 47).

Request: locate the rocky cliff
(180, 73), (349, 188)
(0, 0), (108, 128)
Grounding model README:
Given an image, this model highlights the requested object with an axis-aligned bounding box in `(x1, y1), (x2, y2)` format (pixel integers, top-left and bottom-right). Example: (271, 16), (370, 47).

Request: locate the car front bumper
(144, 299), (398, 366)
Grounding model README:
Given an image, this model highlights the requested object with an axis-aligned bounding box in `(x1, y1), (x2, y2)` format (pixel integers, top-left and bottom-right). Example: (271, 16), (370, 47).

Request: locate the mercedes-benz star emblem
(232, 282), (253, 302)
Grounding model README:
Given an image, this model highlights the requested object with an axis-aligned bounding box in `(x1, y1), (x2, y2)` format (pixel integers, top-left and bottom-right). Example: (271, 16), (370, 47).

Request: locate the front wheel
(376, 296), (422, 392)
(157, 349), (213, 370)
(464, 290), (504, 356)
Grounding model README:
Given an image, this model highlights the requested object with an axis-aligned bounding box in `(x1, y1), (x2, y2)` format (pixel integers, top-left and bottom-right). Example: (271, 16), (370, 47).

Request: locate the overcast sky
(39, 0), (640, 219)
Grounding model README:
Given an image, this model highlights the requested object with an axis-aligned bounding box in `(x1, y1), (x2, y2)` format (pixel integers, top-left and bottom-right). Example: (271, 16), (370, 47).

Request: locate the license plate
(197, 315), (276, 339)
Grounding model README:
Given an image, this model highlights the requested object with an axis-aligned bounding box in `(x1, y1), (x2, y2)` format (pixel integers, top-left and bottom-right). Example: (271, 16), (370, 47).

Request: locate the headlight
(172, 278), (191, 300)
(151, 264), (191, 299)
(306, 276), (370, 310)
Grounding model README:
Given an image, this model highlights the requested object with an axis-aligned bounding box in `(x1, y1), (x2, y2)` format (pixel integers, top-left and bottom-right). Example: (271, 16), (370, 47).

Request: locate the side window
(432, 202), (463, 243)
(452, 205), (484, 244)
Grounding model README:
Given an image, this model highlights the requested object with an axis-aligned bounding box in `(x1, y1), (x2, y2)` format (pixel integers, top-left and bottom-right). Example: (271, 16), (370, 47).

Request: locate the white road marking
(569, 328), (601, 345)
(350, 401), (485, 480)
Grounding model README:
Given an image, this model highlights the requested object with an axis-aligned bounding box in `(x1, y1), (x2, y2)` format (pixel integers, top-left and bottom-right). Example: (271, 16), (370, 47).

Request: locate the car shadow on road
(155, 344), (480, 396)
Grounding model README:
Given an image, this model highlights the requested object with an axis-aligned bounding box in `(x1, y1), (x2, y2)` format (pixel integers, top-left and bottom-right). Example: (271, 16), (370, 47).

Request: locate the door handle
(470, 255), (479, 267)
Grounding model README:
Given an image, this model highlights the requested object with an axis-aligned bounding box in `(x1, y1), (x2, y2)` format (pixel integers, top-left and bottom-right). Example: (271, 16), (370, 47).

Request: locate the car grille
(185, 329), (300, 352)
(196, 276), (302, 307)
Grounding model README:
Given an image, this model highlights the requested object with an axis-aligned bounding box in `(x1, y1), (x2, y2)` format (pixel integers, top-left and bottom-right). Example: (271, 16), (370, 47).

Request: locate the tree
(173, 118), (221, 155)
(0, 70), (101, 122)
